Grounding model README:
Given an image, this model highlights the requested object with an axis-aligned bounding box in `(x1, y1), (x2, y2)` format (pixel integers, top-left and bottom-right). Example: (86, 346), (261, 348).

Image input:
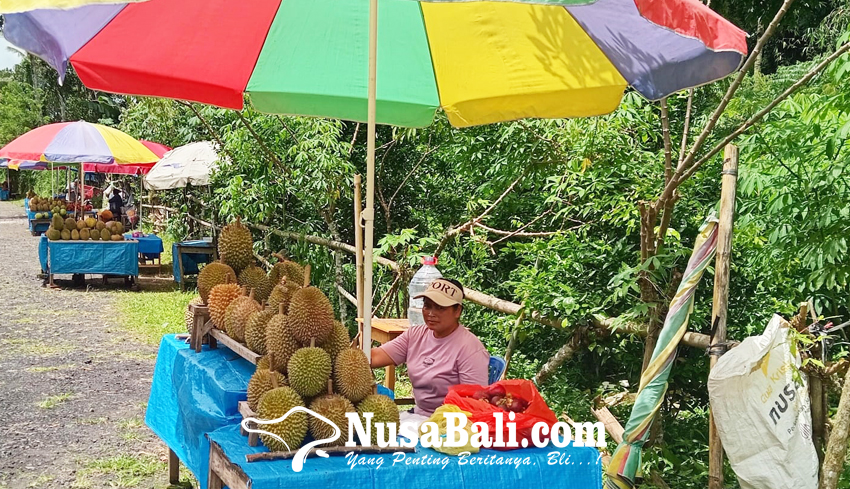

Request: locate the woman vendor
(370, 278), (490, 416)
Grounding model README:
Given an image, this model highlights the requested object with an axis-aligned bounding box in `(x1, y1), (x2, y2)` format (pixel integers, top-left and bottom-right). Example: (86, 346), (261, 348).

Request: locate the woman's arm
(370, 347), (396, 369)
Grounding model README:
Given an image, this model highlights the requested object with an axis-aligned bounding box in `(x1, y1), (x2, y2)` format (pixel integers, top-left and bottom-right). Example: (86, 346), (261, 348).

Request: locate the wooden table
(356, 317), (408, 391)
(175, 241), (217, 291)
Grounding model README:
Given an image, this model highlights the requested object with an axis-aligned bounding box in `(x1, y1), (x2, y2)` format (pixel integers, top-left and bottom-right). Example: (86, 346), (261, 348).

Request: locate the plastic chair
(488, 356), (506, 385)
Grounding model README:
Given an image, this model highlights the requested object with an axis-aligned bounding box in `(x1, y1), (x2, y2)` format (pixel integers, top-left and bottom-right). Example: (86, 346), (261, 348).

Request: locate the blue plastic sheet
(38, 235), (139, 275)
(147, 335), (602, 489)
(0, 189), (9, 201)
(146, 335), (254, 489)
(123, 233), (163, 259)
(172, 240), (215, 284)
(208, 423), (602, 489)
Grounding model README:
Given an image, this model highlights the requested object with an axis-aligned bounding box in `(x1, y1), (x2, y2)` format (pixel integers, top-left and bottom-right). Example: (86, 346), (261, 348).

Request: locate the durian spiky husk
(333, 348), (374, 404)
(265, 314), (299, 374)
(257, 387), (307, 452)
(309, 395), (355, 447)
(245, 309), (276, 355)
(356, 394), (400, 446)
(269, 259), (305, 289)
(288, 287), (334, 345)
(208, 283), (242, 328)
(247, 368), (287, 411)
(267, 281), (300, 315)
(238, 265), (273, 305)
(288, 346), (332, 398)
(185, 296), (204, 333)
(224, 294), (262, 342)
(322, 321), (351, 364)
(198, 261), (237, 304)
(218, 218), (253, 275)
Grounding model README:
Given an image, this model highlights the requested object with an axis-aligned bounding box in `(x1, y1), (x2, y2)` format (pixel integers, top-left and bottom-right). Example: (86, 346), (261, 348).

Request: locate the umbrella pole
(362, 0), (378, 363)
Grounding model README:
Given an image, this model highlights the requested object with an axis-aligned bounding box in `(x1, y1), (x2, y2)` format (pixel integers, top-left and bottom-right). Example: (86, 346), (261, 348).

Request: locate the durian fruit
(61, 229), (71, 240)
(218, 218), (254, 275)
(322, 321), (351, 364)
(245, 309), (275, 355)
(197, 261), (237, 304)
(267, 280), (299, 314)
(356, 394), (400, 446)
(111, 234), (124, 241)
(85, 217), (97, 228)
(257, 387), (307, 452)
(333, 348), (374, 404)
(46, 227), (61, 241)
(71, 229), (80, 240)
(64, 217), (76, 230)
(96, 221), (106, 231)
(90, 230), (100, 241)
(238, 264), (273, 304)
(76, 220), (86, 230)
(265, 309), (299, 374)
(288, 287), (334, 345)
(309, 394), (356, 446)
(248, 366), (287, 411)
(79, 228), (90, 240)
(288, 342), (332, 398)
(113, 221), (124, 234)
(208, 283), (242, 328)
(269, 255), (305, 288)
(100, 228), (111, 241)
(185, 296), (204, 333)
(223, 290), (261, 342)
(52, 214), (64, 231)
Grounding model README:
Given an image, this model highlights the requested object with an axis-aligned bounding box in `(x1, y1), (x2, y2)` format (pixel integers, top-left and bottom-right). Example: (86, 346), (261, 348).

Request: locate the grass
(71, 454), (163, 489)
(27, 474), (54, 488)
(116, 289), (195, 345)
(1, 338), (74, 357)
(77, 416), (108, 425)
(117, 417), (144, 441)
(37, 392), (73, 409)
(26, 364), (75, 373)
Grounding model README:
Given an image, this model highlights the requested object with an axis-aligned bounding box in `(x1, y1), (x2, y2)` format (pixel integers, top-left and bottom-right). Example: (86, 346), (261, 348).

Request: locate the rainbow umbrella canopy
(82, 139), (170, 175)
(0, 121), (159, 169)
(4, 0), (747, 127)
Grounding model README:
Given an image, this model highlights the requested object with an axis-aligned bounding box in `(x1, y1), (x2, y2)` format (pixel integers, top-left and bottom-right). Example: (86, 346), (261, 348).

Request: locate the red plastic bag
(444, 379), (558, 450)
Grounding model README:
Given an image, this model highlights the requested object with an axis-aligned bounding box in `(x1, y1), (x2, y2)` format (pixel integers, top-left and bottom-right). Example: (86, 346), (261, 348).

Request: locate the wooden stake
(708, 144), (739, 489)
(303, 264), (311, 288)
(820, 363), (850, 489)
(502, 307), (526, 380)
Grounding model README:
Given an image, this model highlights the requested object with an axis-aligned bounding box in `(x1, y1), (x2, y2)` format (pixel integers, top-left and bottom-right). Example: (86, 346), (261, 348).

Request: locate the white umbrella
(143, 141), (220, 191)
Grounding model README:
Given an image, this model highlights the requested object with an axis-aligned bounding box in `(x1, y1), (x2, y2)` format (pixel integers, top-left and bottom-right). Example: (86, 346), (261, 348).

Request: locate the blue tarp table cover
(0, 189), (9, 201)
(37, 235), (139, 276)
(123, 233), (164, 256)
(146, 335), (602, 489)
(146, 335), (254, 489)
(172, 239), (215, 284)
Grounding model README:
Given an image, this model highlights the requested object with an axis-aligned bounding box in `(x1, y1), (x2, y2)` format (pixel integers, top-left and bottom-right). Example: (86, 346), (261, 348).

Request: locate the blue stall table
(124, 233), (164, 271)
(173, 239), (217, 290)
(146, 335), (602, 489)
(0, 189), (9, 201)
(38, 235), (139, 286)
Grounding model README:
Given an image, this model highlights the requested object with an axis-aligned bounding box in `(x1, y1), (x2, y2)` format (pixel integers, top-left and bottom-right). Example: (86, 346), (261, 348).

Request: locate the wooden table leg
(208, 440), (250, 489)
(386, 364), (396, 391)
(168, 448), (179, 485)
(177, 246), (186, 292)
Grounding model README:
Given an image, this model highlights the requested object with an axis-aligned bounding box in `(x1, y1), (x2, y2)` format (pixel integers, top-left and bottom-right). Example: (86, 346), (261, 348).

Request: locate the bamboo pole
(362, 0), (378, 363)
(354, 175), (364, 322)
(708, 144), (739, 489)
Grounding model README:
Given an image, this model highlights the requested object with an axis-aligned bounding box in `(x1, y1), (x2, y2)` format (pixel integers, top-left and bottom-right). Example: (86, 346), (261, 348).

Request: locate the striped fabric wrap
(605, 216), (719, 489)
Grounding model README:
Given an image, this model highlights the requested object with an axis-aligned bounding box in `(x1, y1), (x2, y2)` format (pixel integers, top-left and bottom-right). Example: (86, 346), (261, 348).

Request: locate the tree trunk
(327, 216), (349, 325)
(820, 364), (850, 489)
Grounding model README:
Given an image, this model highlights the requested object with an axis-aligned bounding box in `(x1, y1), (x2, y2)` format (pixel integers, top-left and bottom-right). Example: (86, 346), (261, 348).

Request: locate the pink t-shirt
(380, 324), (489, 416)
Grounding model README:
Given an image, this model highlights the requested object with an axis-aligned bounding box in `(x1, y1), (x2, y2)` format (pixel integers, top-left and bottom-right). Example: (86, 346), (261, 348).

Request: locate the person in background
(370, 278), (490, 416)
(108, 184), (124, 221)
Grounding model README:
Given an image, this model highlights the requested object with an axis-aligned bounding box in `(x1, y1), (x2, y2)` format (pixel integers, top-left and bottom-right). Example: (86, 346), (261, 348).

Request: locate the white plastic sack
(708, 314), (818, 489)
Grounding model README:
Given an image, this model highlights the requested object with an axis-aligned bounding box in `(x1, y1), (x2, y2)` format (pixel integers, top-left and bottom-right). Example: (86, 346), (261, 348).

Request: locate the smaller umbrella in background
(83, 140), (170, 175)
(143, 141), (220, 190)
(1, 0), (148, 14)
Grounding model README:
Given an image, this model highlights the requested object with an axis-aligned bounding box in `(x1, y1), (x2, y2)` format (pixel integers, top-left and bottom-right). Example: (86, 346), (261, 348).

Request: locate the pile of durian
(45, 213), (126, 241)
(189, 218), (399, 450)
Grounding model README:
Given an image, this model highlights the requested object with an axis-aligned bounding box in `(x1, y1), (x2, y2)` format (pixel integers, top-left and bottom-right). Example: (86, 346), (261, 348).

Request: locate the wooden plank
(209, 328), (260, 365)
(208, 441), (250, 489)
(176, 244), (186, 292)
(238, 401), (260, 446)
(708, 144), (739, 489)
(168, 448), (180, 484)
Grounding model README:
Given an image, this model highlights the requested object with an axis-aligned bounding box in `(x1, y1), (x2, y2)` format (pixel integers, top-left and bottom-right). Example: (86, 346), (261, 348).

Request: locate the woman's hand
(370, 347), (396, 369)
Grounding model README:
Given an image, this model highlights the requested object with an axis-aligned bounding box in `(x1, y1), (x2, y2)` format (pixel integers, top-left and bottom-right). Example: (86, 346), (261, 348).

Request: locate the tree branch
(662, 0), (796, 204)
(678, 89), (695, 167)
(236, 111), (288, 175)
(678, 41), (850, 184)
(661, 98), (673, 185)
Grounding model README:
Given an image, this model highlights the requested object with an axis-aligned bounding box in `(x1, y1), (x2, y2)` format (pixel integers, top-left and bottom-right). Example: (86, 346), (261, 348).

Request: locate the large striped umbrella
(0, 0), (145, 14)
(606, 217), (719, 489)
(4, 0), (745, 362)
(0, 121), (159, 168)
